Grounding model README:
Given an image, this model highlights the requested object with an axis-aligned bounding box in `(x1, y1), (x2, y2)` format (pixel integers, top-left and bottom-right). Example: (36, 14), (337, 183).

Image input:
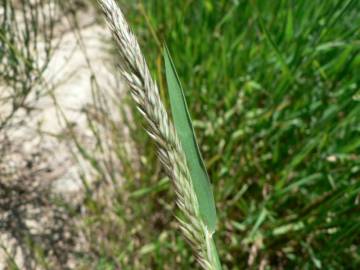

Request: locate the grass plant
(98, 1), (221, 268)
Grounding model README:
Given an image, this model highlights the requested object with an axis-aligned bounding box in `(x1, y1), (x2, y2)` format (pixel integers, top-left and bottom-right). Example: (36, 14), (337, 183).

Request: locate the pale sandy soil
(0, 4), (131, 268)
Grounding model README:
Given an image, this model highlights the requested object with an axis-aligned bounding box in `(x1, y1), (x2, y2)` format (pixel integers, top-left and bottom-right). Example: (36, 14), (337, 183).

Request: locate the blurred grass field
(111, 0), (360, 268)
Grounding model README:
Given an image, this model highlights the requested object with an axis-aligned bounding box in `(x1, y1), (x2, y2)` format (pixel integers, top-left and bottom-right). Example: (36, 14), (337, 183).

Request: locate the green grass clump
(117, 0), (360, 268)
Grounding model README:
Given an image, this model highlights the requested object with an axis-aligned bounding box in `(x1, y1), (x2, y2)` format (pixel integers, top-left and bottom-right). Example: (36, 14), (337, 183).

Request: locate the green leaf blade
(164, 46), (217, 232)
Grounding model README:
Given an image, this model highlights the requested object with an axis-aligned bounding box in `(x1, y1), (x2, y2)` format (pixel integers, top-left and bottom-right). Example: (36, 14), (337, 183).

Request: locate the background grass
(111, 0), (360, 268)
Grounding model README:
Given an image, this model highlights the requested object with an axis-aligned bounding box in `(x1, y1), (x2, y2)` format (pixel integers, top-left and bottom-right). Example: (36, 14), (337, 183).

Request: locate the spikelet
(98, 0), (216, 269)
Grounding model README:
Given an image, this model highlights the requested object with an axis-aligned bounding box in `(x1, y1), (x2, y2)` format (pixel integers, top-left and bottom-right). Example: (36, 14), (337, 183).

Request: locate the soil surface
(0, 4), (128, 268)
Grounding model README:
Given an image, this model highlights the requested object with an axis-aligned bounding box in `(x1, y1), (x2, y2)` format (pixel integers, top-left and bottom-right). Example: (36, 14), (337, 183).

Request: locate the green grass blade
(164, 45), (217, 232)
(285, 2), (294, 41)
